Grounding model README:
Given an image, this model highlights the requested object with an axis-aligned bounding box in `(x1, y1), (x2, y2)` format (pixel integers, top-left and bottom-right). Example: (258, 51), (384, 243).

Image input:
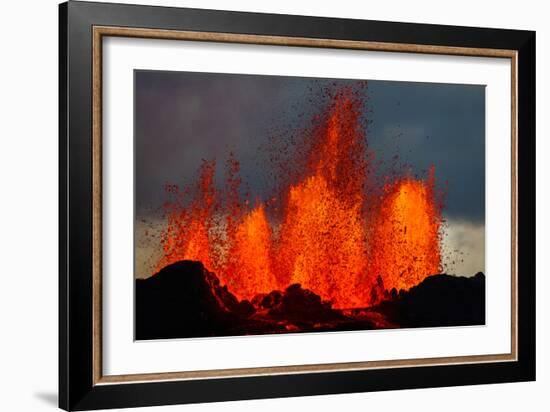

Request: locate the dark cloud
(135, 71), (485, 223)
(367, 81), (485, 222)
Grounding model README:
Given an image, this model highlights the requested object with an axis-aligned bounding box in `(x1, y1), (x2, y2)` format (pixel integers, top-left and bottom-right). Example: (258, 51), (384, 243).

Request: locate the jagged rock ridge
(135, 260), (485, 340)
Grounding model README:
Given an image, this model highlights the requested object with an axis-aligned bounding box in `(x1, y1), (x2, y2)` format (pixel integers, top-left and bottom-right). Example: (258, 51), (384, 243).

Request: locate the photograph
(134, 70), (486, 340)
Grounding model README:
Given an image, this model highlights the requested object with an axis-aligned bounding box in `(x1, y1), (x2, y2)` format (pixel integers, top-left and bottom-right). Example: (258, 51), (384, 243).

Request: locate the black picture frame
(59, 1), (536, 410)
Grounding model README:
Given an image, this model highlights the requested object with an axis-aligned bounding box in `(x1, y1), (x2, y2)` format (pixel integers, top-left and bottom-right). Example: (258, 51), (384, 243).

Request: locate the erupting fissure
(156, 87), (444, 308)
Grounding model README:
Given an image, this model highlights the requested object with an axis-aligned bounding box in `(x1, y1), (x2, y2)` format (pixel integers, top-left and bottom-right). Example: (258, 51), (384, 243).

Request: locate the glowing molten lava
(229, 204), (278, 298)
(156, 160), (217, 272)
(368, 168), (442, 293)
(156, 87), (443, 308)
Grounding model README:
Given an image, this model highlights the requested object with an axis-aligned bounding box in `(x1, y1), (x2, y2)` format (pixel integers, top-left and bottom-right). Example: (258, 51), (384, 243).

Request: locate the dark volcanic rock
(136, 260), (485, 339)
(374, 272), (486, 328)
(136, 261), (230, 339)
(135, 261), (368, 339)
(251, 290), (284, 310)
(250, 284), (379, 332)
(135, 260), (265, 339)
(264, 284), (343, 325)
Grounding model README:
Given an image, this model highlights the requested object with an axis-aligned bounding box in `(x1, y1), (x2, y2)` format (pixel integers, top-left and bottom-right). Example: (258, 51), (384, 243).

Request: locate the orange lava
(156, 160), (217, 272)
(229, 204), (279, 297)
(277, 175), (367, 308)
(368, 167), (442, 293)
(156, 87), (443, 308)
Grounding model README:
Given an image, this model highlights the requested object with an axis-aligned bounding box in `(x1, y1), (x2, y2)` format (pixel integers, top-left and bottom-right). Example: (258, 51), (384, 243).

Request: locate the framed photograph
(59, 1), (535, 410)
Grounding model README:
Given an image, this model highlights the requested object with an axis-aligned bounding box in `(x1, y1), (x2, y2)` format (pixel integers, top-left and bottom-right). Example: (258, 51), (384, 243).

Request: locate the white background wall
(0, 0), (546, 411)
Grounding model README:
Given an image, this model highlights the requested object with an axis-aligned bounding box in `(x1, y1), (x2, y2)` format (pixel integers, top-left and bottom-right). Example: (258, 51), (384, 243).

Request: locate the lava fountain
(155, 86), (444, 308)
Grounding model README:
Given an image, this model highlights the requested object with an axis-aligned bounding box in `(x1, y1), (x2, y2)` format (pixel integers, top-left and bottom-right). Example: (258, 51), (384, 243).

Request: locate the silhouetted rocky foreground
(371, 272), (486, 328)
(135, 260), (485, 340)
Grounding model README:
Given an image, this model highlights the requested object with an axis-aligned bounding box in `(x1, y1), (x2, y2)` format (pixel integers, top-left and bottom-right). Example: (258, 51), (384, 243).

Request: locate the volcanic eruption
(153, 86), (445, 309)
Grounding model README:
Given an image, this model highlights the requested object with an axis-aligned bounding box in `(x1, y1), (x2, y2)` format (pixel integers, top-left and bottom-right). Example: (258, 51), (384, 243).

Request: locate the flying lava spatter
(155, 87), (444, 308)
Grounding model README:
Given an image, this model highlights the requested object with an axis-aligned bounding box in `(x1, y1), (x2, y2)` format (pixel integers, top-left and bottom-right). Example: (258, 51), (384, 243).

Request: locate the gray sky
(134, 70), (485, 277)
